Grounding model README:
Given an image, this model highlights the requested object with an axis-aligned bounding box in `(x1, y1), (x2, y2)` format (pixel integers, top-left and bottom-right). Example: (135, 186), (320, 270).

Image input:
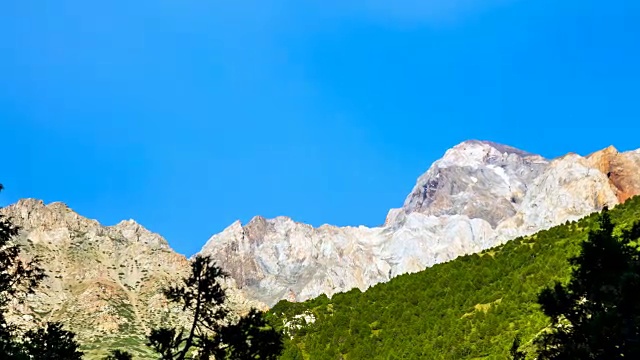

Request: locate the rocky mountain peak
(248, 215), (265, 222)
(585, 145), (640, 203)
(436, 140), (542, 169)
(399, 141), (549, 227)
(198, 141), (640, 306)
(1, 198), (262, 358)
(3, 198), (100, 232)
(4, 140), (639, 339)
(109, 219), (170, 249)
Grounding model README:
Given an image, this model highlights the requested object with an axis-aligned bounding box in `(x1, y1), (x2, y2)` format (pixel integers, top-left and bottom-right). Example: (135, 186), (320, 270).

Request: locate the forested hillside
(268, 196), (640, 359)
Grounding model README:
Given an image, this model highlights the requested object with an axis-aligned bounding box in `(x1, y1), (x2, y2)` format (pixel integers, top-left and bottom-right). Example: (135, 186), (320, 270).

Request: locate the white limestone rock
(200, 140), (640, 306)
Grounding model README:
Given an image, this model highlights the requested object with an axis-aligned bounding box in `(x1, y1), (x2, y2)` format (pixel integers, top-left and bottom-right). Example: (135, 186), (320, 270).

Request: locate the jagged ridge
(0, 199), (262, 359)
(199, 141), (640, 306)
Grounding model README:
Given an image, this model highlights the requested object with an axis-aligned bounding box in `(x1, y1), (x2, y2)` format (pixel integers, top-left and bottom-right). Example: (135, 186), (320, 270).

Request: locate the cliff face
(3, 140), (639, 353)
(199, 141), (640, 306)
(0, 199), (261, 359)
(585, 146), (640, 203)
(399, 140), (549, 227)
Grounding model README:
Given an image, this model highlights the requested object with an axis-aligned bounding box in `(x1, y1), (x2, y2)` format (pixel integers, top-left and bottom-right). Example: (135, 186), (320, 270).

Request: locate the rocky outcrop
(585, 146), (640, 203)
(199, 141), (640, 306)
(0, 199), (261, 359)
(399, 140), (548, 227)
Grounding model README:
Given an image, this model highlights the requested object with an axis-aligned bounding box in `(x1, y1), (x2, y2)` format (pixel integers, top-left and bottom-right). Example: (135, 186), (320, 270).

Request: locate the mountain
(268, 195), (640, 359)
(2, 140), (639, 357)
(0, 199), (263, 359)
(199, 141), (640, 306)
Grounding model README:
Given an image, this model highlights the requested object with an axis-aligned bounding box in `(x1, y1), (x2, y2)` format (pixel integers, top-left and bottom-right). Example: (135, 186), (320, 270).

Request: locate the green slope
(268, 196), (640, 360)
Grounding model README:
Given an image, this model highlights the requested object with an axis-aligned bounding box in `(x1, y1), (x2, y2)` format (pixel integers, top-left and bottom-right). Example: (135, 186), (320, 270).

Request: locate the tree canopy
(148, 254), (284, 360)
(535, 207), (640, 359)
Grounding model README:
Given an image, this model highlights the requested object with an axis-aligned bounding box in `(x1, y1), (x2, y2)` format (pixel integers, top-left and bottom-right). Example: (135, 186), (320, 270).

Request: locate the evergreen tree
(215, 308), (284, 360)
(148, 255), (283, 359)
(105, 349), (134, 360)
(22, 322), (83, 360)
(535, 207), (640, 359)
(509, 334), (526, 360)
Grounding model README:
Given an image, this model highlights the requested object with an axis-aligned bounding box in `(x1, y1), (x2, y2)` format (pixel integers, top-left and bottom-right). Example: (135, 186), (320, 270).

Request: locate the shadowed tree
(148, 327), (186, 359)
(147, 255), (283, 360)
(0, 184), (46, 358)
(21, 322), (83, 360)
(215, 308), (285, 360)
(535, 207), (640, 359)
(509, 334), (526, 360)
(105, 349), (134, 360)
(0, 185), (87, 359)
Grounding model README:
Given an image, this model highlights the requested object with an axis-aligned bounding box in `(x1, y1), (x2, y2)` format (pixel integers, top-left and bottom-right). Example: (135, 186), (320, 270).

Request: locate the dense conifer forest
(268, 196), (640, 359)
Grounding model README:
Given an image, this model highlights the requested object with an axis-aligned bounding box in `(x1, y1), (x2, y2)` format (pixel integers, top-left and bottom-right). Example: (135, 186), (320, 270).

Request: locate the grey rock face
(0, 199), (262, 358)
(200, 216), (387, 305)
(400, 140), (548, 227)
(200, 140), (640, 306)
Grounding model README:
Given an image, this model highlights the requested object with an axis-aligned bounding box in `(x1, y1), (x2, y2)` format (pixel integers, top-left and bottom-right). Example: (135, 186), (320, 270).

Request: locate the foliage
(22, 321), (84, 360)
(0, 192), (46, 308)
(148, 255), (284, 360)
(534, 207), (640, 359)
(2, 183), (640, 359)
(105, 349), (134, 360)
(0, 184), (46, 358)
(216, 308), (284, 360)
(0, 185), (82, 359)
(269, 196), (640, 359)
(509, 334), (526, 360)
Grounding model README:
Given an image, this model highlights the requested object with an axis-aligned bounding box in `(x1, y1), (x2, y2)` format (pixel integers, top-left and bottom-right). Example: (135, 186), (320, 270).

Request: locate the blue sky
(1, 0), (639, 256)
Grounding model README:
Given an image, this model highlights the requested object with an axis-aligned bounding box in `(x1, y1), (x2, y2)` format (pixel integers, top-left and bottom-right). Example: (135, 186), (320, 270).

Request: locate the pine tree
(509, 334), (526, 360)
(22, 322), (84, 360)
(535, 207), (640, 359)
(105, 349), (134, 360)
(216, 308), (284, 359)
(147, 255), (283, 359)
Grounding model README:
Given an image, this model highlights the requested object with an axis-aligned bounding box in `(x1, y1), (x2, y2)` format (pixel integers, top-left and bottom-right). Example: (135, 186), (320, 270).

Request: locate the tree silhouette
(216, 308), (285, 360)
(509, 334), (526, 360)
(22, 322), (84, 360)
(105, 349), (134, 360)
(535, 207), (640, 359)
(148, 254), (283, 359)
(0, 184), (46, 358)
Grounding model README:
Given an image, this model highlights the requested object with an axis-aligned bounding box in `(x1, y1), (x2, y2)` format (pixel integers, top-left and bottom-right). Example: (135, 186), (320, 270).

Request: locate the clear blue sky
(1, 0), (639, 256)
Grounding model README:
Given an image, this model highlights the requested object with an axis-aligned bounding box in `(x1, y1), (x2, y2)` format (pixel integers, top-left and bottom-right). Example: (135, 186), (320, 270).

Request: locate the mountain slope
(1, 199), (261, 359)
(268, 195), (640, 360)
(3, 140), (638, 357)
(199, 141), (640, 306)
